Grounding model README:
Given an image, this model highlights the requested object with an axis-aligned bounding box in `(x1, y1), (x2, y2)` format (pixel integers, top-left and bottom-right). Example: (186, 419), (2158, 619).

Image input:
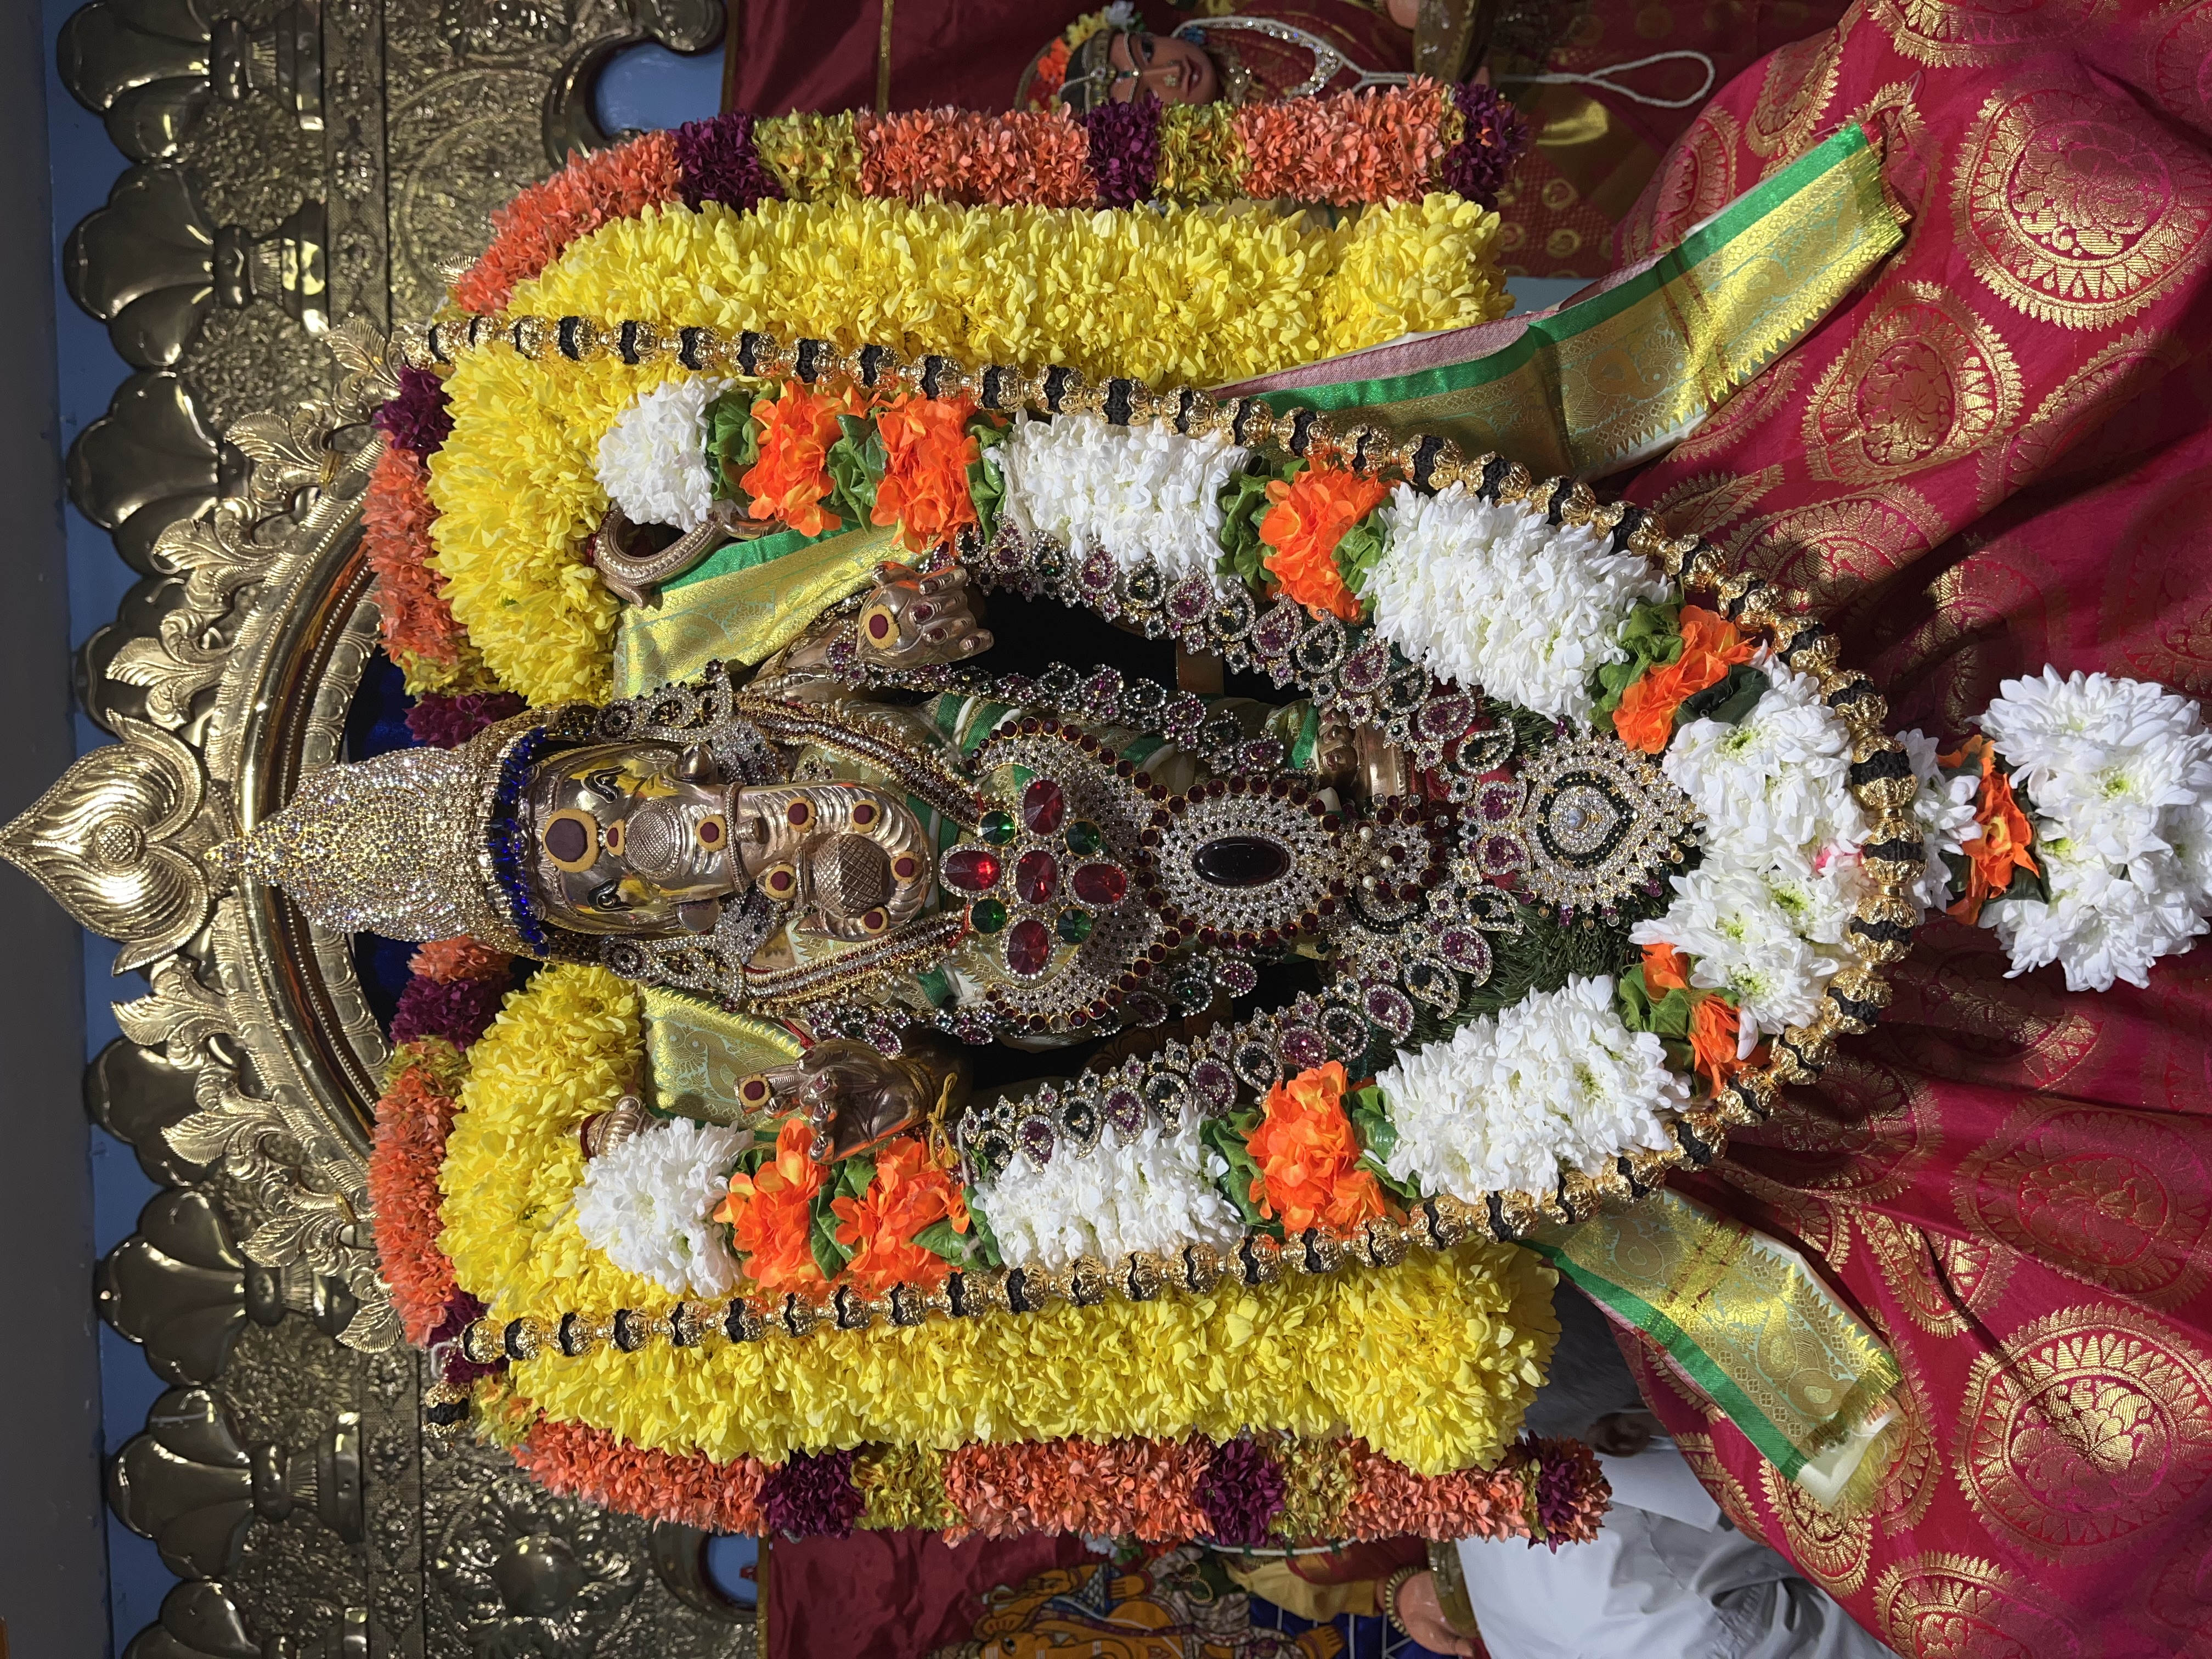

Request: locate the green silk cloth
(641, 986), (803, 1125)
(1217, 123), (1903, 481)
(612, 520), (913, 698)
(1530, 1189), (1902, 1503)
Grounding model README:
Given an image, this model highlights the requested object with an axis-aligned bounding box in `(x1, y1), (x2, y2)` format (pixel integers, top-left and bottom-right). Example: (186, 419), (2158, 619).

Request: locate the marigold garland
(1156, 100), (1246, 200)
(364, 445), (479, 694)
(858, 109), (1094, 208)
(1234, 81), (1455, 206)
(753, 112), (863, 201)
(438, 964), (1556, 1471)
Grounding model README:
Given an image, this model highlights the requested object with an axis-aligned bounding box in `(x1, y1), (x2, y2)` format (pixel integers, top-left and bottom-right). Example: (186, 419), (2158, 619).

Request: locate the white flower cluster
(1900, 729), (1982, 916)
(1364, 482), (1672, 723)
(1633, 662), (1870, 1041)
(1375, 976), (1684, 1200)
(595, 377), (734, 532)
(573, 1117), (748, 1297)
(995, 417), (1250, 582)
(1977, 669), (2212, 991)
(970, 1116), (1245, 1273)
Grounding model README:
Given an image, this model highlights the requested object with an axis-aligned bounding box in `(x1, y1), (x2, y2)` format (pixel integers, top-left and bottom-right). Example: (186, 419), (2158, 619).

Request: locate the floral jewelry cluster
(507, 1414), (1608, 1545)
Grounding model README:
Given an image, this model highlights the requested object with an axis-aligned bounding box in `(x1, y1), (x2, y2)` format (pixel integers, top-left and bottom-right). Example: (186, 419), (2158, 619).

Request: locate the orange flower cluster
(1642, 942), (1754, 1096)
(715, 1117), (830, 1295)
(1611, 605), (1759, 753)
(1344, 1437), (1603, 1544)
(515, 1417), (766, 1534)
(366, 1041), (466, 1346)
(832, 1139), (969, 1294)
(940, 1436), (1209, 1542)
(1942, 734), (2039, 924)
(452, 129), (682, 315)
(410, 935), (514, 984)
(1234, 81), (1455, 206)
(857, 109), (1093, 209)
(1246, 1062), (1390, 1235)
(871, 394), (985, 552)
(741, 380), (856, 535)
(1259, 466), (1391, 622)
(364, 447), (469, 676)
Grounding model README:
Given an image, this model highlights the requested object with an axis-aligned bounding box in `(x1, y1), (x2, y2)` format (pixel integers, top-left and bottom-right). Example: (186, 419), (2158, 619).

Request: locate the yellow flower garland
(427, 193), (1507, 702)
(438, 964), (1560, 1474)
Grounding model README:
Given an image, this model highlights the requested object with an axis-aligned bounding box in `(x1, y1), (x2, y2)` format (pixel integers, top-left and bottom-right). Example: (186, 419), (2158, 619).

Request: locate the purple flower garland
(1441, 80), (1532, 208)
(1194, 1436), (1288, 1545)
(761, 1448), (865, 1538)
(1082, 96), (1164, 211)
(390, 974), (510, 1051)
(674, 111), (785, 213)
(406, 690), (527, 749)
(373, 364), (454, 458)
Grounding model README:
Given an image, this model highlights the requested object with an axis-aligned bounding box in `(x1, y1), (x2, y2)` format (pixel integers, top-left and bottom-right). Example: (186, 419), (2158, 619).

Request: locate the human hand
(1392, 1570), (1482, 1657)
(856, 565), (992, 667)
(1589, 1408), (1663, 1458)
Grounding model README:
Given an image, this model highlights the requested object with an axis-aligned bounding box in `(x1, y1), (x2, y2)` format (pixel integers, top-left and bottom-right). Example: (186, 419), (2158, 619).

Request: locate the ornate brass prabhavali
(30, 1), (758, 1651)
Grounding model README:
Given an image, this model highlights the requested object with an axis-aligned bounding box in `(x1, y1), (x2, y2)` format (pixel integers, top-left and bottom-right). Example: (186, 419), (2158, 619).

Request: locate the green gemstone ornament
(978, 810), (1017, 845)
(969, 897), (1009, 933)
(1065, 819), (1104, 855)
(1056, 907), (1094, 944)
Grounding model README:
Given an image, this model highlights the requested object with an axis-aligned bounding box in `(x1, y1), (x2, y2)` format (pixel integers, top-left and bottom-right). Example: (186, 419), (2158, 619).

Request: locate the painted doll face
(1106, 31), (1220, 103)
(526, 742), (740, 935)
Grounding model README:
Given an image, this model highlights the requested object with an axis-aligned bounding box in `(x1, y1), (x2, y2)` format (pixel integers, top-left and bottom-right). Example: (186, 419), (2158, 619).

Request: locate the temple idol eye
(544, 816), (591, 864)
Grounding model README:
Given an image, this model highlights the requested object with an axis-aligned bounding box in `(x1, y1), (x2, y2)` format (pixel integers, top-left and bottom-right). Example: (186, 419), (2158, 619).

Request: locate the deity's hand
(742, 1035), (971, 1162)
(856, 565), (992, 668)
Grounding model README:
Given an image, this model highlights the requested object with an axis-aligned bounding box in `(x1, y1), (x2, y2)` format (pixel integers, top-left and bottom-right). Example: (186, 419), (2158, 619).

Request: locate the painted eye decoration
(543, 809), (603, 872)
(603, 820), (626, 856)
(695, 813), (728, 850)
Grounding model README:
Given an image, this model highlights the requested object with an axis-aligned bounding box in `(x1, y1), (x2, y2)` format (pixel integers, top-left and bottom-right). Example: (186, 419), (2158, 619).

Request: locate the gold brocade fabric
(612, 522), (910, 698)
(1218, 123), (1903, 479)
(641, 986), (803, 1125)
(1537, 1189), (1901, 1498)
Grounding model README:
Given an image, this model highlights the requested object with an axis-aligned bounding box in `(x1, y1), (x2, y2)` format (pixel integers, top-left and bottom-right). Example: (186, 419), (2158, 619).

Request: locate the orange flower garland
(1640, 942), (1754, 1095)
(1943, 734), (2039, 923)
(832, 1138), (970, 1294)
(1245, 1062), (1389, 1235)
(366, 1041), (467, 1346)
(1611, 605), (1758, 754)
(857, 109), (1093, 208)
(363, 446), (471, 683)
(715, 1117), (830, 1295)
(1234, 81), (1457, 206)
(741, 380), (857, 535)
(514, 1417), (766, 1534)
(871, 394), (986, 551)
(1257, 465), (1391, 622)
(452, 129), (681, 315)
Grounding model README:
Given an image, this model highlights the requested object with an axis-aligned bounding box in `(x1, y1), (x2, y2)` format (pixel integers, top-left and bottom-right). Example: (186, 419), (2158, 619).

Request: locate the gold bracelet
(1380, 1565), (1421, 1638)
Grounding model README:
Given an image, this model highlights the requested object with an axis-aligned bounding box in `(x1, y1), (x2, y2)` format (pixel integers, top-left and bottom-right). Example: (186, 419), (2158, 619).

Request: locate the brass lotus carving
(0, 714), (227, 972)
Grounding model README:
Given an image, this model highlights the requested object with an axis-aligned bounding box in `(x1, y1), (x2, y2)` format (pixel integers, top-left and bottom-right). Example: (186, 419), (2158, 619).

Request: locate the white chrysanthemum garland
(572, 1116), (749, 1296)
(994, 416), (1250, 582)
(1973, 669), (2212, 991)
(1364, 482), (1673, 724)
(968, 1115), (1245, 1273)
(594, 377), (734, 532)
(1375, 977), (1685, 1200)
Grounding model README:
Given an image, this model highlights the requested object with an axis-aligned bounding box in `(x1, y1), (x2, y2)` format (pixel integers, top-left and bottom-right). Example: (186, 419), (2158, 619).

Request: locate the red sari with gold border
(1606, 3), (2212, 1652)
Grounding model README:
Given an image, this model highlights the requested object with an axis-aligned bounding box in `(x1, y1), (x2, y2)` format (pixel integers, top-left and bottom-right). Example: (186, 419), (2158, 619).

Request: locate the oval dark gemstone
(1192, 835), (1291, 889)
(1071, 862), (1128, 906)
(1023, 778), (1066, 835)
(1015, 849), (1059, 904)
(943, 848), (1002, 892)
(1005, 916), (1054, 976)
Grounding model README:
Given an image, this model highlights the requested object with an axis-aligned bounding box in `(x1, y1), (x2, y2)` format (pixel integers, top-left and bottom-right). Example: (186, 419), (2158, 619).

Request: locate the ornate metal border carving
(33, 0), (755, 1650)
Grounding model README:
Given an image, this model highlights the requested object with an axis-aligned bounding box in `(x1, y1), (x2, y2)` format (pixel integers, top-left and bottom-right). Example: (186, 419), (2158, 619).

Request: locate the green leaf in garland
(1590, 600), (1684, 718)
(912, 1217), (975, 1267)
(1336, 514), (1389, 597)
(1216, 460), (1283, 588)
(962, 1196), (1006, 1269)
(1675, 663), (1769, 729)
(967, 419), (1009, 546)
(825, 413), (887, 528)
(1199, 1110), (1280, 1237)
(1346, 1084), (1398, 1159)
(704, 388), (762, 499)
(808, 1204), (853, 1282)
(1615, 967), (1694, 1039)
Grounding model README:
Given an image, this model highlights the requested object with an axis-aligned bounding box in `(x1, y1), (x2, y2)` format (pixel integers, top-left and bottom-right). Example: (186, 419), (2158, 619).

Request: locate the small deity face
(526, 741), (740, 935)
(1106, 30), (1218, 103)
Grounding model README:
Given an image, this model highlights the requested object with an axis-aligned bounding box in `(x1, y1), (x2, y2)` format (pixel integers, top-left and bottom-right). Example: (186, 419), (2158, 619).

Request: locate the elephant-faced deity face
(526, 741), (742, 936)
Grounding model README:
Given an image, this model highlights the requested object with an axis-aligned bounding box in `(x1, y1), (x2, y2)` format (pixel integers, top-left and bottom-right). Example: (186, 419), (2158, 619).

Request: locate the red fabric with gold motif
(1604, 3), (2212, 1652)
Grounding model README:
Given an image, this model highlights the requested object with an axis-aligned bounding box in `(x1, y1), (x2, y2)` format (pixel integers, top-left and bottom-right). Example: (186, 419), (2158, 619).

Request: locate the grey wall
(0, 0), (106, 1649)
